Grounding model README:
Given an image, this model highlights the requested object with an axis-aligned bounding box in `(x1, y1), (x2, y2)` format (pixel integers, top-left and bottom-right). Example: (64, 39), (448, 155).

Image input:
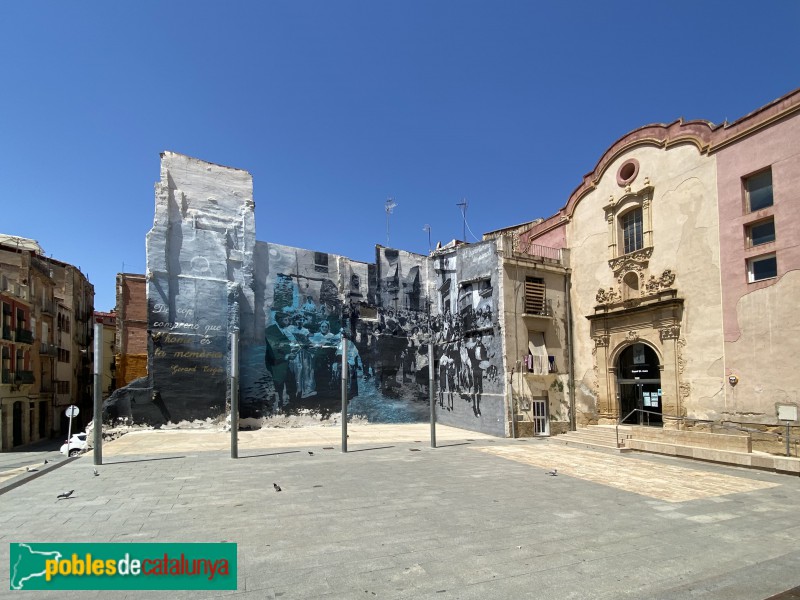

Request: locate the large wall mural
(121, 153), (507, 436)
(238, 242), (505, 435)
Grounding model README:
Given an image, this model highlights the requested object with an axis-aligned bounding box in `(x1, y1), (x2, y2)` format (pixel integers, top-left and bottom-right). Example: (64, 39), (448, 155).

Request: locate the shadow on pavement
(239, 450), (301, 459)
(347, 445), (395, 453)
(103, 456), (187, 465)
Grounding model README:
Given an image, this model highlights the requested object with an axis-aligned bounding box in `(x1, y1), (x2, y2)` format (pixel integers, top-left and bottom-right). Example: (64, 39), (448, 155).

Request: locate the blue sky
(2, 1), (798, 311)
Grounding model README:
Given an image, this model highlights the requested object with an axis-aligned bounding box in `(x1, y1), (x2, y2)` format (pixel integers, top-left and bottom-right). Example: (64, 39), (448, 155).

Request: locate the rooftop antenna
(423, 224), (431, 253)
(457, 198), (468, 242)
(385, 197), (397, 246)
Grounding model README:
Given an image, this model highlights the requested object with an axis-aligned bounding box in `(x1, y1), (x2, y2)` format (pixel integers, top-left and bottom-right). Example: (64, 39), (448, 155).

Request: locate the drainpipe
(565, 270), (576, 432)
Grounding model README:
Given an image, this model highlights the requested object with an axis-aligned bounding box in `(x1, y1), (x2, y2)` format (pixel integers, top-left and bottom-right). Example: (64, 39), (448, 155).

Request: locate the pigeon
(273, 483), (282, 492)
(43, 459), (49, 465)
(93, 469), (100, 477)
(546, 469), (558, 477)
(57, 490), (75, 499)
(26, 466), (38, 472)
(308, 451), (314, 456)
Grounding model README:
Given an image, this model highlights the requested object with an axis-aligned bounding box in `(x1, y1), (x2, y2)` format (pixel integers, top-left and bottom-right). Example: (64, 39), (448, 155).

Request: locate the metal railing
(513, 239), (563, 262)
(40, 343), (57, 356)
(15, 328), (34, 344)
(15, 370), (34, 384)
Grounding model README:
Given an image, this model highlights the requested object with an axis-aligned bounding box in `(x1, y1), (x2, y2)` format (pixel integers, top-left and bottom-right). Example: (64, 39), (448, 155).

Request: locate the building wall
(115, 274), (148, 386)
(565, 142), (724, 425)
(0, 238), (91, 449)
(146, 151), (255, 423)
(138, 152), (507, 435)
(95, 311), (117, 398)
(716, 107), (800, 422)
(50, 261), (94, 433)
(497, 234), (571, 436)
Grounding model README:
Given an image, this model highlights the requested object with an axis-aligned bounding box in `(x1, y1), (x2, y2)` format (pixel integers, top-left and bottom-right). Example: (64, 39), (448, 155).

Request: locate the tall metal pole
(230, 329), (239, 459)
(429, 341), (436, 448)
(93, 321), (102, 465)
(341, 337), (348, 453)
(786, 421), (791, 457)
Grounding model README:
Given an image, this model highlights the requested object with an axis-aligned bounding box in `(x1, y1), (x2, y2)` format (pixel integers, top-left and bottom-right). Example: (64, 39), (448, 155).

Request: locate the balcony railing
(506, 234), (567, 265)
(40, 343), (57, 356)
(15, 370), (35, 384)
(15, 329), (34, 344)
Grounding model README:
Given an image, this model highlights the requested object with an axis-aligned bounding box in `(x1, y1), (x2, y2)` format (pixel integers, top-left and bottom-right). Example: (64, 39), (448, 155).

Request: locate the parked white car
(60, 433), (89, 456)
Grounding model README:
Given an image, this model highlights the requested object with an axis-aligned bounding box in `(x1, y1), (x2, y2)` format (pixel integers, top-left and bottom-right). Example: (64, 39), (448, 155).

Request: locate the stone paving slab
(1, 425), (799, 599)
(477, 443), (781, 502)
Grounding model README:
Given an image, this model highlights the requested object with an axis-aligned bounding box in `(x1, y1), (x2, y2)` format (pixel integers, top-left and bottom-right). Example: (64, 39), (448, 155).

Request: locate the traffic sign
(65, 405), (79, 418)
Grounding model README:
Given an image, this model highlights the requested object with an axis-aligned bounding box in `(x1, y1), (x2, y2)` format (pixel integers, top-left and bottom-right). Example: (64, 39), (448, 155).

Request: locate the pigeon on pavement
(57, 490), (75, 499)
(546, 469), (558, 476)
(93, 469), (100, 476)
(308, 451), (314, 456)
(273, 483), (282, 492)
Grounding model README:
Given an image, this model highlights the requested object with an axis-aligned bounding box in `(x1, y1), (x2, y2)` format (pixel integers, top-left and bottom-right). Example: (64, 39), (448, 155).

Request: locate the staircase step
(549, 428), (632, 454)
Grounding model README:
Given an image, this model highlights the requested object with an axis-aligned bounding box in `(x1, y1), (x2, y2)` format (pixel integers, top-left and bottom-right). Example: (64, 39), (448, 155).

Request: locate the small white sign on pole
(777, 405), (798, 422)
(65, 405), (80, 455)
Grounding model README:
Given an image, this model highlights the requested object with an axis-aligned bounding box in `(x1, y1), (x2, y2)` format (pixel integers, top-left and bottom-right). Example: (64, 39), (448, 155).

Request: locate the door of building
(532, 398), (549, 435)
(13, 401), (23, 446)
(617, 343), (662, 425)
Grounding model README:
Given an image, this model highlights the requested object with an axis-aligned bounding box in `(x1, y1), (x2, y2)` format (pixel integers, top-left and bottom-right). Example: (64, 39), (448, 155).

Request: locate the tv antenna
(457, 198), (468, 241)
(385, 197), (397, 246)
(423, 224), (431, 253)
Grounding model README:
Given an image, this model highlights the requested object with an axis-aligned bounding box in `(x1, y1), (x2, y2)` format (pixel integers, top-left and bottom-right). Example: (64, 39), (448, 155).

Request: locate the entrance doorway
(13, 401), (23, 446)
(617, 343), (662, 425)
(531, 398), (548, 435)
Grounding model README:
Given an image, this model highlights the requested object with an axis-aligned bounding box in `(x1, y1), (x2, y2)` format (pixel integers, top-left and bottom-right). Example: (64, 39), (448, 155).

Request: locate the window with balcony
(744, 169), (773, 212)
(746, 218), (775, 247)
(747, 253), (777, 283)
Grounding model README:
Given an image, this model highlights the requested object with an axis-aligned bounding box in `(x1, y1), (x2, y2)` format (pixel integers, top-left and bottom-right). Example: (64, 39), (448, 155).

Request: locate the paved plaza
(2, 424), (800, 599)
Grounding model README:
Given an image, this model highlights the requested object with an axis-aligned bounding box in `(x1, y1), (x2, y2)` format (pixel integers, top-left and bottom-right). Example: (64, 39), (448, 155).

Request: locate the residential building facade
(0, 236), (94, 450)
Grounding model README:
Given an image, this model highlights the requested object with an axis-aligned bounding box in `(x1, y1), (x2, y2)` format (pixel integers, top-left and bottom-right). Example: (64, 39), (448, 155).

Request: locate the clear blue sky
(2, 1), (798, 311)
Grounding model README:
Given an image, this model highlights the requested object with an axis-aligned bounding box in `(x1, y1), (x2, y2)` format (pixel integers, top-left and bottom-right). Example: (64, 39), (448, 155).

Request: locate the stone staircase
(549, 425), (633, 454)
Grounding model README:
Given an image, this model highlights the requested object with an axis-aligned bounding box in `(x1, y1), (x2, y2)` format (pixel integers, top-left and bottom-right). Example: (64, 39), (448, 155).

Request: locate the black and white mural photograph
(237, 242), (506, 434)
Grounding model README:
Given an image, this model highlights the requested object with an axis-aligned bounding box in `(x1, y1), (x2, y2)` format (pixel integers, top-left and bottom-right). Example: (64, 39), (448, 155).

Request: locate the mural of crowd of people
(240, 243), (504, 426)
